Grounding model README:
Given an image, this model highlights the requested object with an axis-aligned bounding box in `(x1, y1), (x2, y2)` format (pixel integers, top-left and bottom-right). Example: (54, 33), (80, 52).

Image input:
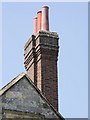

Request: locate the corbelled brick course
(24, 30), (59, 110)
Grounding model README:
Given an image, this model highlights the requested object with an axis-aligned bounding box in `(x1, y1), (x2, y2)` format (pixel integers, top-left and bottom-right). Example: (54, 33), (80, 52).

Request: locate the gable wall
(1, 77), (59, 119)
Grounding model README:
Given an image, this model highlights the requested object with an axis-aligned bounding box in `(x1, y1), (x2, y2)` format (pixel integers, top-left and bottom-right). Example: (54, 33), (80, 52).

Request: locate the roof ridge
(0, 73), (26, 96)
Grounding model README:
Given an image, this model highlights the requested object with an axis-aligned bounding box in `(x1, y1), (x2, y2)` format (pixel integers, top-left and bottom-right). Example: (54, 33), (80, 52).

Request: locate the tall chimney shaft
(37, 11), (42, 32)
(33, 17), (37, 34)
(24, 6), (59, 111)
(41, 6), (49, 31)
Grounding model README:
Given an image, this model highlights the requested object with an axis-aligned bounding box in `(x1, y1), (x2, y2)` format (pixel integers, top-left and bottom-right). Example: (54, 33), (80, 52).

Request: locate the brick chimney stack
(24, 6), (59, 111)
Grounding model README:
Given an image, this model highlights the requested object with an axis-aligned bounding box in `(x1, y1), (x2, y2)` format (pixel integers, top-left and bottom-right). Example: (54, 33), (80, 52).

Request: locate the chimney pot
(41, 6), (49, 31)
(42, 6), (49, 8)
(37, 11), (42, 32)
(33, 17), (37, 35)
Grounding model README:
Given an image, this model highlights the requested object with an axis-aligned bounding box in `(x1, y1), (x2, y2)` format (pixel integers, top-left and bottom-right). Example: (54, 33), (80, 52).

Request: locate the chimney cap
(34, 17), (37, 19)
(37, 11), (42, 14)
(42, 6), (49, 9)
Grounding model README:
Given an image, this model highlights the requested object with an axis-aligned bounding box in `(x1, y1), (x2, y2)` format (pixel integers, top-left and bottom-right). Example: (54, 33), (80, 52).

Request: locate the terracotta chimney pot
(37, 11), (42, 32)
(33, 17), (37, 34)
(41, 6), (49, 31)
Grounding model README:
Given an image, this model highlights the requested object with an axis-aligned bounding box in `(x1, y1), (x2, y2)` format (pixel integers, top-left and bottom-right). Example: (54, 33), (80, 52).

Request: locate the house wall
(1, 77), (60, 119)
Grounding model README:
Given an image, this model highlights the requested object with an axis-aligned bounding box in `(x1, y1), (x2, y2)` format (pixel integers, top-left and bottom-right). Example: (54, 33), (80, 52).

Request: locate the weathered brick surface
(37, 60), (42, 91)
(24, 30), (59, 111)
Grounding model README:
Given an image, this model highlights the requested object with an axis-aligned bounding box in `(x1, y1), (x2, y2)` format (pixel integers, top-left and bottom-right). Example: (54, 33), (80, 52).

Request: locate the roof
(0, 73), (65, 120)
(0, 73), (26, 96)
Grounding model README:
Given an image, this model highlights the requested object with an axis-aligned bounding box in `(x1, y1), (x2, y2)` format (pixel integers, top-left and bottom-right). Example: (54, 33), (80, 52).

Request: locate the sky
(0, 2), (88, 118)
(0, 3), (2, 88)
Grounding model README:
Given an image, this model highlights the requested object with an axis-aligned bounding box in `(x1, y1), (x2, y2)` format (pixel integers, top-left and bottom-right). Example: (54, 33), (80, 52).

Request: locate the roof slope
(0, 73), (64, 120)
(0, 73), (26, 96)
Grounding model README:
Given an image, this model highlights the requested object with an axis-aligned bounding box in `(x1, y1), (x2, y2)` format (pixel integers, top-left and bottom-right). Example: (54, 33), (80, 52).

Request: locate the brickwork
(24, 35), (37, 85)
(24, 30), (59, 110)
(41, 54), (58, 110)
